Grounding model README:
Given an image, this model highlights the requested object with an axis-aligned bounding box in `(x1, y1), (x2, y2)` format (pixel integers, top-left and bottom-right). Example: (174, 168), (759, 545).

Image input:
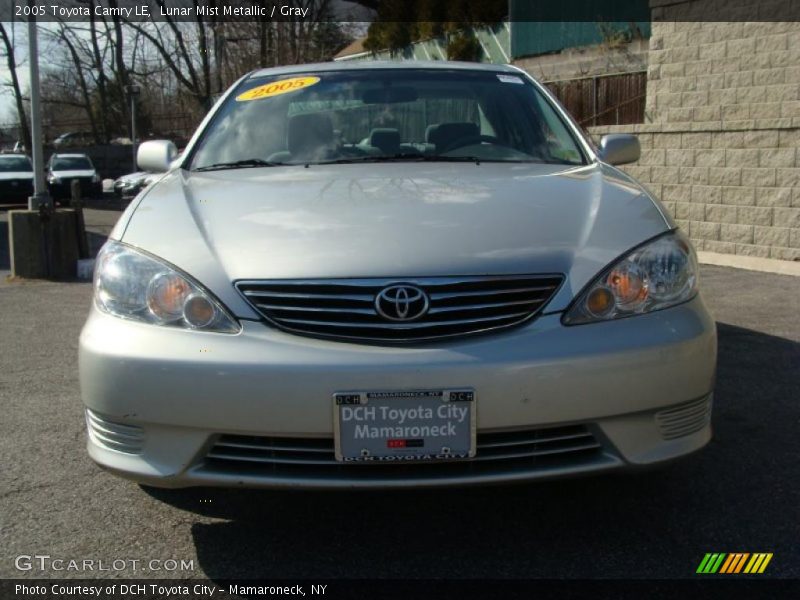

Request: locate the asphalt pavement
(0, 216), (798, 582)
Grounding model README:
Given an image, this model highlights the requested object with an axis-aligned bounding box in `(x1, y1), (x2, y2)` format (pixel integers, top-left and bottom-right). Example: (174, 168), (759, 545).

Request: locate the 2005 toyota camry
(79, 61), (716, 489)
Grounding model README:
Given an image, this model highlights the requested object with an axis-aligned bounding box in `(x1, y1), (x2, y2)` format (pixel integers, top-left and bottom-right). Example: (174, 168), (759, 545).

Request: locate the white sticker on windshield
(497, 74), (524, 84)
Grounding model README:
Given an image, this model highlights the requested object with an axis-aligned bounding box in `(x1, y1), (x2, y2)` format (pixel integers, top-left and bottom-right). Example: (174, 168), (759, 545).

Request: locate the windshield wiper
(195, 158), (282, 171)
(315, 153), (484, 165)
(315, 153), (426, 165)
(310, 154), (555, 166)
(421, 155), (483, 164)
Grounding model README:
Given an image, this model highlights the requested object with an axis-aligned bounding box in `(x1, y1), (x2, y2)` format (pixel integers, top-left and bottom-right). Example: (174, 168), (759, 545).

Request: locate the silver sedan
(80, 61), (716, 489)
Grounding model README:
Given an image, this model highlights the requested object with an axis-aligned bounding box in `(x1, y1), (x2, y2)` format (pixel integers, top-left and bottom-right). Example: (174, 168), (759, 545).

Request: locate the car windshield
(189, 69), (586, 170)
(0, 156), (32, 172)
(52, 156), (92, 170)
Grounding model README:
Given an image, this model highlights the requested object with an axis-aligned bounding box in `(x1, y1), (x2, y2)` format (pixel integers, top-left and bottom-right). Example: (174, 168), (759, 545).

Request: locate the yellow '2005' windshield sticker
(236, 76), (320, 101)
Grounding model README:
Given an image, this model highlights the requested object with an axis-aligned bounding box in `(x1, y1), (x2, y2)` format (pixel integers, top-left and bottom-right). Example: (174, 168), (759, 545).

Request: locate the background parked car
(0, 154), (34, 203)
(113, 171), (159, 198)
(47, 153), (102, 201)
(52, 131), (96, 149)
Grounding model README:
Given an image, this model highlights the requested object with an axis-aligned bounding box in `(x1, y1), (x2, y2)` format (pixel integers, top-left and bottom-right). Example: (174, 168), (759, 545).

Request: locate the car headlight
(49, 175), (62, 184)
(94, 241), (240, 333)
(563, 230), (698, 325)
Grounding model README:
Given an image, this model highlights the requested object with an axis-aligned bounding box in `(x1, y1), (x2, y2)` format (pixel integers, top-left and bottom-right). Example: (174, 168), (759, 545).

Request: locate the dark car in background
(47, 153), (102, 201)
(0, 154), (34, 203)
(52, 131), (96, 149)
(113, 171), (159, 198)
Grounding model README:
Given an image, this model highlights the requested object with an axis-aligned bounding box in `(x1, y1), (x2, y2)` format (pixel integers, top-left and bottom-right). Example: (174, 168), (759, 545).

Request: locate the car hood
(118, 162), (671, 318)
(0, 171), (33, 180)
(51, 169), (95, 178)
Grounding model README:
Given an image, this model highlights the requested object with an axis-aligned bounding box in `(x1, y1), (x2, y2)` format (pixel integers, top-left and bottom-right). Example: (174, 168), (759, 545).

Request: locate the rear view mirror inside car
(362, 86), (419, 104)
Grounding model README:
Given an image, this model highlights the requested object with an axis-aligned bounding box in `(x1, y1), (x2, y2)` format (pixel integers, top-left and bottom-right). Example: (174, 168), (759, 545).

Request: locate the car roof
(52, 153), (91, 158)
(0, 153), (29, 159)
(248, 60), (524, 81)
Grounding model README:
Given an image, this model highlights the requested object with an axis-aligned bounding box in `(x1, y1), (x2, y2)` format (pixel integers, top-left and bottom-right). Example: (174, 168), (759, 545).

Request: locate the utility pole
(126, 85), (141, 172)
(8, 11), (78, 280)
(27, 14), (50, 210)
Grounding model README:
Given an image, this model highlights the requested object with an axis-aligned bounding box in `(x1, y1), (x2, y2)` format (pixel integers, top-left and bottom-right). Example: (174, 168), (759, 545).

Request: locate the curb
(698, 251), (800, 277)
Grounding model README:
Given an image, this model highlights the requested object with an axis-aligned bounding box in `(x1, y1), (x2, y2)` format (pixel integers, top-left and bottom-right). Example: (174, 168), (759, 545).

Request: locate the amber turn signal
(586, 286), (615, 318)
(183, 294), (217, 328)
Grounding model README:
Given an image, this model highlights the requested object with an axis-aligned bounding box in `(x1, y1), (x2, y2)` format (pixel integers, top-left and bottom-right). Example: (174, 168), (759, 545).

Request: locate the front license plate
(333, 389), (476, 463)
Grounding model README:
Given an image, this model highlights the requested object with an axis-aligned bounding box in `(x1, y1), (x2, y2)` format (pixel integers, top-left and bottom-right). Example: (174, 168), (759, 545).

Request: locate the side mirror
(597, 134), (640, 166)
(137, 140), (178, 173)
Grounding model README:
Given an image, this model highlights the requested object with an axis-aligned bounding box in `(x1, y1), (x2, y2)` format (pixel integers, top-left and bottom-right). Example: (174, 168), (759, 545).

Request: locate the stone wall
(590, 123), (800, 260)
(588, 3), (800, 261)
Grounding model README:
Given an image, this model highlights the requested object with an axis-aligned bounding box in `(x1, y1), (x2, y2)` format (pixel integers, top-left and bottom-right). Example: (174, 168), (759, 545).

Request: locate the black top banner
(2, 0), (799, 23)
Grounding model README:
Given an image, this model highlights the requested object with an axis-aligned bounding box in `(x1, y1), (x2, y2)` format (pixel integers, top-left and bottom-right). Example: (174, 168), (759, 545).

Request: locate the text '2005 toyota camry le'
(79, 61), (716, 489)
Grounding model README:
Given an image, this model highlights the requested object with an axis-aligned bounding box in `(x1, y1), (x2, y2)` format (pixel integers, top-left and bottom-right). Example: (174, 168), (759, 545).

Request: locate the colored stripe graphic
(698, 552), (773, 574)
(759, 554), (774, 573)
(744, 553), (774, 574)
(697, 553), (727, 573)
(720, 553), (749, 573)
(710, 553), (726, 573)
(696, 553), (714, 573)
(718, 554), (735, 573)
(734, 553), (750, 573)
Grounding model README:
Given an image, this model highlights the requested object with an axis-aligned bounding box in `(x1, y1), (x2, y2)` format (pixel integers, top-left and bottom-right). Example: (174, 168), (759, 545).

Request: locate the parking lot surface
(0, 213), (798, 580)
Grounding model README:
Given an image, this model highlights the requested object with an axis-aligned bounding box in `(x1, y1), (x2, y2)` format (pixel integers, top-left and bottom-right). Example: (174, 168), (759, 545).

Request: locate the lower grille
(235, 275), (563, 343)
(203, 425), (605, 478)
(58, 176), (94, 187)
(0, 179), (33, 191)
(85, 409), (144, 454)
(655, 395), (712, 440)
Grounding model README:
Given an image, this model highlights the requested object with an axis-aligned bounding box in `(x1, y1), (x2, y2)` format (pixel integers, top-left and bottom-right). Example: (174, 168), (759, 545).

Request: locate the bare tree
(108, 0), (132, 130)
(123, 1), (215, 110)
(87, 1), (114, 141)
(18, 2), (353, 144)
(0, 22), (31, 149)
(45, 25), (100, 141)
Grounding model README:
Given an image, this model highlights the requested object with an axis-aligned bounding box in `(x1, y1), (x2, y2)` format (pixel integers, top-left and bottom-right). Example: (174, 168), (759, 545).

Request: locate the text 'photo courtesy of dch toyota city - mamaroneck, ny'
(1, 0), (799, 599)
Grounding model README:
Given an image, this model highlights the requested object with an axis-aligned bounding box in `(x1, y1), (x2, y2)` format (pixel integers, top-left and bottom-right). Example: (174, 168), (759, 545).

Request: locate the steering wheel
(338, 144), (371, 157)
(440, 134), (504, 153)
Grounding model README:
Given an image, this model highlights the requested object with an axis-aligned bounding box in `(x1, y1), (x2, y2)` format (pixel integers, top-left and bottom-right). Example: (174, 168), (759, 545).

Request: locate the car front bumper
(0, 180), (34, 202)
(49, 179), (101, 199)
(79, 295), (716, 489)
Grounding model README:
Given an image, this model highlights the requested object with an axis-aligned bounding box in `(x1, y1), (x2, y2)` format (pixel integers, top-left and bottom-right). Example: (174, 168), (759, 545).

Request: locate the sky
(0, 21), (32, 123)
(0, 21), (68, 124)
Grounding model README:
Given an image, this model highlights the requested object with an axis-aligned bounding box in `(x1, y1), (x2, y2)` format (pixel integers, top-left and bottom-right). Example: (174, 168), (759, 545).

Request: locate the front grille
(0, 180), (33, 196)
(85, 409), (144, 454)
(236, 275), (563, 342)
(0, 179), (32, 188)
(59, 176), (93, 185)
(203, 425), (605, 478)
(655, 395), (712, 440)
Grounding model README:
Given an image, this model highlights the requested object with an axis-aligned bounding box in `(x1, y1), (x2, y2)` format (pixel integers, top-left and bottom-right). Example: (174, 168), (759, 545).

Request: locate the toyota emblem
(374, 285), (429, 321)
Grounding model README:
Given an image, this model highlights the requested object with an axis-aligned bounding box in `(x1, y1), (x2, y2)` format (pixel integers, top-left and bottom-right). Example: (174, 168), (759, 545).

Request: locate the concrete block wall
(588, 1), (800, 261)
(645, 21), (800, 126)
(589, 126), (800, 259)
